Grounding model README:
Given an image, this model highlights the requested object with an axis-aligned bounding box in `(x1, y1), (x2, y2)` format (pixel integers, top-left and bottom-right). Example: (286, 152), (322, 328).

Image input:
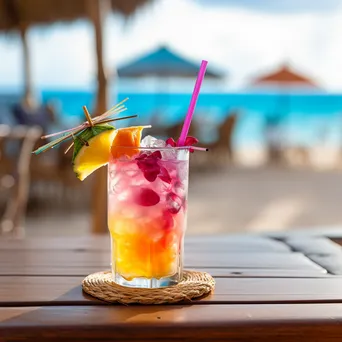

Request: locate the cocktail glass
(108, 147), (189, 288)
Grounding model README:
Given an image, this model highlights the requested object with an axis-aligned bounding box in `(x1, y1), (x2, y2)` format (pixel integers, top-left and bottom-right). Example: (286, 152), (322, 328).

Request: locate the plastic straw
(178, 60), (208, 146)
(190, 146), (208, 152)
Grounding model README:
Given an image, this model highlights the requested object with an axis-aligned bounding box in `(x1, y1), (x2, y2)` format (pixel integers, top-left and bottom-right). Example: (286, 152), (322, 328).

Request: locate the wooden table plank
(2, 304), (342, 341)
(185, 252), (320, 269)
(0, 250), (322, 270)
(2, 276), (342, 305)
(0, 266), (327, 277)
(285, 237), (342, 255)
(283, 237), (342, 275)
(309, 254), (342, 275)
(187, 235), (290, 252)
(266, 227), (342, 240)
(0, 235), (290, 252)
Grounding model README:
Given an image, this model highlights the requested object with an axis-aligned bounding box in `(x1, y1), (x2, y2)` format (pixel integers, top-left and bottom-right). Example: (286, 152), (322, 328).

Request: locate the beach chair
(205, 112), (238, 167)
(28, 140), (89, 213)
(0, 125), (42, 236)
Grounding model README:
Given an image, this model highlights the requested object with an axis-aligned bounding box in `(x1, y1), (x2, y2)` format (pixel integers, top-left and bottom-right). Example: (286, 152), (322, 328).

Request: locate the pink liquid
(108, 151), (189, 283)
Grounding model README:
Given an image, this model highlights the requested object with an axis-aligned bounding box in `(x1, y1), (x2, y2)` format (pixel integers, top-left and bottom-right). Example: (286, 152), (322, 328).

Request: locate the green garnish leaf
(72, 124), (115, 162)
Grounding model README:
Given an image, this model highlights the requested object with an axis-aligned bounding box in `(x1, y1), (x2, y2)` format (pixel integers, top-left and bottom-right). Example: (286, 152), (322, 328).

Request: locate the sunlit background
(1, 0), (342, 236)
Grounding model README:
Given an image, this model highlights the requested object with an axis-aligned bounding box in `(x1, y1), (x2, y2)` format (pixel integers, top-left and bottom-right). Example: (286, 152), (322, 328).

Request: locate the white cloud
(1, 0), (342, 91)
(0, 36), (22, 89)
(195, 0), (342, 14)
(30, 22), (93, 88)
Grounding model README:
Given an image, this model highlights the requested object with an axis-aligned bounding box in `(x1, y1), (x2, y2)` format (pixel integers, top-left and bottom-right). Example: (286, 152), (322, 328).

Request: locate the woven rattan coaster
(82, 270), (215, 304)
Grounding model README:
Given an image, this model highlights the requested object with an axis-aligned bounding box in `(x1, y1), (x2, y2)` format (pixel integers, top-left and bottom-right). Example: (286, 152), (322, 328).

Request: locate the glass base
(112, 272), (181, 288)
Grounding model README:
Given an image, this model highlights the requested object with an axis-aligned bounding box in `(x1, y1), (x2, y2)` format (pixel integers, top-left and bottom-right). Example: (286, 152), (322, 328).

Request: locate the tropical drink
(108, 146), (189, 288)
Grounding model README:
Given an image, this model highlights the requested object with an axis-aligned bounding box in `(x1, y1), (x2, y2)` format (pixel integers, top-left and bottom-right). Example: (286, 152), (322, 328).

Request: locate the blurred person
(12, 91), (57, 135)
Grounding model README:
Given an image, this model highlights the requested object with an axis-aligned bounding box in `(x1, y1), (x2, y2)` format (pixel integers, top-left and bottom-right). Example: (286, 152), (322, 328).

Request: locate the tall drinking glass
(108, 147), (189, 288)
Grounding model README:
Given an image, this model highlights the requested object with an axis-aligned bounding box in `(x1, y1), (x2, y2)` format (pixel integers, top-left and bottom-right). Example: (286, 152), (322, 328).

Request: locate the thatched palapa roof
(0, 0), (151, 30)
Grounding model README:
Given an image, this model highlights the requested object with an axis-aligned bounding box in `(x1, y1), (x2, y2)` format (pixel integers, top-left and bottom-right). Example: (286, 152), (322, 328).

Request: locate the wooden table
(2, 233), (342, 341)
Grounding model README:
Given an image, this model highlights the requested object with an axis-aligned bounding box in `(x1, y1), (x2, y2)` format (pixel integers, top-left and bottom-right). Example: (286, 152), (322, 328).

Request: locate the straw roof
(0, 0), (151, 30)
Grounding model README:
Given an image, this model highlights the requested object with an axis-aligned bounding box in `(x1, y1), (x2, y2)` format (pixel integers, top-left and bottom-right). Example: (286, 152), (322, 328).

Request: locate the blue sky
(1, 0), (342, 91)
(195, 0), (342, 13)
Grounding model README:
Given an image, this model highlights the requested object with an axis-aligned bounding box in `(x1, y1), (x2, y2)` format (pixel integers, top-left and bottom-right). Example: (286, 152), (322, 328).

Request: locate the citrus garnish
(72, 124), (116, 181)
(111, 126), (146, 159)
(31, 99), (150, 181)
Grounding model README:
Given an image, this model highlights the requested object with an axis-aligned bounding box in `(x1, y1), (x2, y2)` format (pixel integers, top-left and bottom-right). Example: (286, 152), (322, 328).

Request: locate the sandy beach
(25, 161), (342, 237)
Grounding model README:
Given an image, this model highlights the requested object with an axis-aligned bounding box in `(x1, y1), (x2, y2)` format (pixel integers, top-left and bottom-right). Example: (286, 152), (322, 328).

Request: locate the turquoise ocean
(2, 90), (342, 148)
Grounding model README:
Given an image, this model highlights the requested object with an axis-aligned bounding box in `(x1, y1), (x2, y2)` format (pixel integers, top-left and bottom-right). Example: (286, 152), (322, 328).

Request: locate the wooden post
(87, 0), (110, 234)
(19, 24), (32, 104)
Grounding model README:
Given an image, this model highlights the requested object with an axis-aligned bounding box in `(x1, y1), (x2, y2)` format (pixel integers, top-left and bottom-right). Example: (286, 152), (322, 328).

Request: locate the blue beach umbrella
(117, 46), (223, 124)
(117, 45), (223, 78)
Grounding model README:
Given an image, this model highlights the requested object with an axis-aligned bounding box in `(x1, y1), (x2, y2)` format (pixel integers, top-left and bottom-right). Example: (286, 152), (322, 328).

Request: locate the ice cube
(126, 170), (140, 178)
(109, 176), (126, 195)
(177, 161), (189, 181)
(153, 139), (167, 148)
(174, 180), (186, 198)
(166, 192), (183, 214)
(141, 135), (166, 148)
(120, 204), (144, 219)
(109, 170), (115, 179)
(161, 145), (177, 160)
(140, 135), (154, 147)
(121, 162), (140, 177)
(117, 189), (130, 202)
(108, 163), (117, 179)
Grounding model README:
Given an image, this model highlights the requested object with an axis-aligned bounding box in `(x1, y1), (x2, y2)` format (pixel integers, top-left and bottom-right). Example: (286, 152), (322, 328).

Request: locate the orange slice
(111, 126), (145, 159)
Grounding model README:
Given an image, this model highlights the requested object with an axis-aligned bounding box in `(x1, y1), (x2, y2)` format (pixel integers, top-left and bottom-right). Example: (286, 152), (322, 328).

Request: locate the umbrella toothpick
(83, 106), (93, 127)
(64, 141), (74, 154)
(32, 99), (134, 155)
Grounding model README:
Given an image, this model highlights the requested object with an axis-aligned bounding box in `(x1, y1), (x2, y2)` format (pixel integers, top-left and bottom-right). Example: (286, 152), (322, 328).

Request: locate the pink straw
(190, 146), (208, 152)
(177, 60), (208, 146)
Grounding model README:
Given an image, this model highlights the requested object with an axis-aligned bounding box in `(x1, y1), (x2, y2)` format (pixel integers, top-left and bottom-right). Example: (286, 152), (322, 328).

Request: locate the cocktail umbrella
(0, 0), (153, 233)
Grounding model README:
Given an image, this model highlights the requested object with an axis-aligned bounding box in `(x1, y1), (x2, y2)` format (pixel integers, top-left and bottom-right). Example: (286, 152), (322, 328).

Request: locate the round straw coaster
(82, 270), (215, 304)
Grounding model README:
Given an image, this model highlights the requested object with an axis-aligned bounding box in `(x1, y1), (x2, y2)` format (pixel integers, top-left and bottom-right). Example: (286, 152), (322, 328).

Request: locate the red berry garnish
(185, 136), (199, 146)
(151, 151), (162, 159)
(137, 158), (158, 170)
(159, 166), (172, 184)
(136, 153), (148, 160)
(166, 136), (199, 153)
(134, 188), (160, 206)
(144, 168), (160, 182)
(185, 136), (199, 153)
(165, 137), (176, 147)
(137, 154), (161, 182)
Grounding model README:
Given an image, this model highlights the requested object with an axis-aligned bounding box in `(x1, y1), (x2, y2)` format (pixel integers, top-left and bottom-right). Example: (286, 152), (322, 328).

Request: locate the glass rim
(113, 146), (192, 151)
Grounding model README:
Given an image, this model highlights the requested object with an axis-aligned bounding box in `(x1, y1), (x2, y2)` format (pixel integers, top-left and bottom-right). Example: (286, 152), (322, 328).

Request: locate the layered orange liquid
(109, 210), (184, 280)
